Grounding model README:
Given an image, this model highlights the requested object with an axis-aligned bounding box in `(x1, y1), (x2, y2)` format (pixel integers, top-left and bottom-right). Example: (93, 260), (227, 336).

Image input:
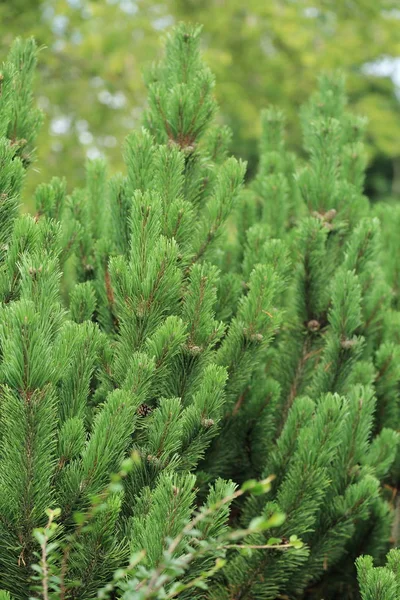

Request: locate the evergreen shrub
(0, 24), (399, 600)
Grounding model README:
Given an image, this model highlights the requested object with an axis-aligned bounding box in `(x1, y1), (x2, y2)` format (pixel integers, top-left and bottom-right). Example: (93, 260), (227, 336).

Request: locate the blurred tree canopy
(1, 0), (399, 204)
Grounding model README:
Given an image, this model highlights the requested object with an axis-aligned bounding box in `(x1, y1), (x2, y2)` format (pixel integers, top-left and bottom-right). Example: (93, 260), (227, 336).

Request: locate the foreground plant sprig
(31, 463), (300, 600)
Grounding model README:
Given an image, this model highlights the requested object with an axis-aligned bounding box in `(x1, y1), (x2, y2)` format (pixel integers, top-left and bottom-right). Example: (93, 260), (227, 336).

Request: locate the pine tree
(0, 26), (286, 600)
(0, 24), (399, 600)
(204, 75), (400, 599)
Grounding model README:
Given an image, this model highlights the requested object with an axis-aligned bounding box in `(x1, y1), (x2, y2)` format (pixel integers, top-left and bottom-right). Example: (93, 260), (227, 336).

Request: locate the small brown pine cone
(137, 403), (152, 417)
(307, 319), (320, 332)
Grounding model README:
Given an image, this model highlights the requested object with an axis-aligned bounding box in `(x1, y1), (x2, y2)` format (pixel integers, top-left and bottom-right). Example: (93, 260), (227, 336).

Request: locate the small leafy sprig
(30, 458), (303, 600)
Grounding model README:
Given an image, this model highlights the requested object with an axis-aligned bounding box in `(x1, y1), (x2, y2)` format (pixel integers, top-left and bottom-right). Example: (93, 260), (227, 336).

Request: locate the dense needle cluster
(0, 24), (399, 600)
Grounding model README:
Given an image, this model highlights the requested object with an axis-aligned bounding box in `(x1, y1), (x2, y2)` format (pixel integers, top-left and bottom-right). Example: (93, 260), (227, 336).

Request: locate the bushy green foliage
(0, 24), (399, 600)
(356, 549), (400, 600)
(2, 1), (400, 202)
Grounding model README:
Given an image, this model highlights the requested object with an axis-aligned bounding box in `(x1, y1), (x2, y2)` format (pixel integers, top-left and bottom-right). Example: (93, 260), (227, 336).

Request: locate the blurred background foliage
(1, 0), (400, 207)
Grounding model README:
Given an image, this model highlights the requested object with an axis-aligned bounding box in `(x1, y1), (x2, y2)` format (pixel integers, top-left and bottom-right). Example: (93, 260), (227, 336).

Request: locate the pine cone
(137, 403), (152, 417)
(307, 319), (320, 332)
